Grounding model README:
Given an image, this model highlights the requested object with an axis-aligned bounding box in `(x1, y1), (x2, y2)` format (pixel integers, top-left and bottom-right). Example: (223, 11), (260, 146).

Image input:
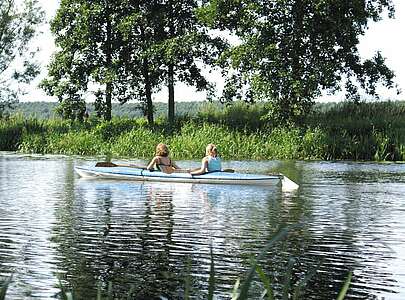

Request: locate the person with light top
(189, 143), (222, 175)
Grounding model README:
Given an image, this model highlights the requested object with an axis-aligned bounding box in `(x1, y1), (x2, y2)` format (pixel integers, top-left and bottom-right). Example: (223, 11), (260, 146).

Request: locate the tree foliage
(152, 0), (227, 123)
(42, 0), (226, 124)
(41, 0), (127, 121)
(198, 0), (399, 125)
(114, 0), (169, 125)
(104, 0), (227, 124)
(41, 0), (399, 125)
(0, 0), (44, 117)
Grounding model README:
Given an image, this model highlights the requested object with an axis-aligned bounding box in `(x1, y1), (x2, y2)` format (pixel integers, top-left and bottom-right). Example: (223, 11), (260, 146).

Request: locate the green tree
(157, 0), (227, 124)
(41, 0), (130, 121)
(199, 0), (399, 125)
(42, 0), (164, 124)
(118, 0), (227, 124)
(115, 0), (167, 125)
(42, 1), (226, 124)
(0, 0), (44, 117)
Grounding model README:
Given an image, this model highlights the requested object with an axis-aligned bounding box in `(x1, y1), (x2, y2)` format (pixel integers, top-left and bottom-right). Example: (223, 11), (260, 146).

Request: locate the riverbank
(1, 101), (405, 161)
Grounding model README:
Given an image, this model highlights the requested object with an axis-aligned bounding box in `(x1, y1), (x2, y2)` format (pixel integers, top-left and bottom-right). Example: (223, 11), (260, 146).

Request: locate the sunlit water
(1, 152), (405, 299)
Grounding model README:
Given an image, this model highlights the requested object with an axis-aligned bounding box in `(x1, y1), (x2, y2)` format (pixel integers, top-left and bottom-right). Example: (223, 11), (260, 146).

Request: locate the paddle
(95, 161), (190, 173)
(96, 161), (198, 173)
(279, 174), (299, 192)
(256, 172), (299, 191)
(222, 169), (298, 190)
(95, 161), (147, 169)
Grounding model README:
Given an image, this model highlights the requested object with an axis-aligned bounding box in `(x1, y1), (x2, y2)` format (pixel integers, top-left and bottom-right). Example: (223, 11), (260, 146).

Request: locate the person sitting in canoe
(147, 143), (181, 174)
(189, 143), (222, 175)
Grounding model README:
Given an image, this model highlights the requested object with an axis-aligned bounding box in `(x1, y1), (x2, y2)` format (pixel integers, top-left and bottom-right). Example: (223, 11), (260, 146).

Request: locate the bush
(19, 132), (47, 154)
(93, 118), (140, 141)
(196, 101), (268, 131)
(3, 100), (405, 161)
(111, 127), (165, 158)
(46, 132), (107, 155)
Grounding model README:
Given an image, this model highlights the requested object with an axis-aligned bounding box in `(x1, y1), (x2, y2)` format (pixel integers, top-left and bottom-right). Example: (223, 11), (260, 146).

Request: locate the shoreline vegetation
(1, 100), (405, 161)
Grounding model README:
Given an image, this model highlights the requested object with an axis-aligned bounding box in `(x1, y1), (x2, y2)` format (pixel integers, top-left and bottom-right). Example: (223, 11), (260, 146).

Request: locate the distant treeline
(8, 101), (208, 119)
(9, 100), (404, 121)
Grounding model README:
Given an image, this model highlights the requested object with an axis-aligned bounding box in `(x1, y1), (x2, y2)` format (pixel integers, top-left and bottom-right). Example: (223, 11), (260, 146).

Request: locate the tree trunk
(167, 0), (175, 125)
(140, 25), (154, 125)
(104, 8), (113, 121)
(105, 82), (112, 121)
(143, 57), (154, 125)
(168, 63), (175, 124)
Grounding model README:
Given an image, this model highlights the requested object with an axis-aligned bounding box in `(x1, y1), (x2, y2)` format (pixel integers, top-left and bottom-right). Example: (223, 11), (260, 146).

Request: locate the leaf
(255, 263), (274, 300)
(337, 272), (353, 300)
(238, 225), (291, 299)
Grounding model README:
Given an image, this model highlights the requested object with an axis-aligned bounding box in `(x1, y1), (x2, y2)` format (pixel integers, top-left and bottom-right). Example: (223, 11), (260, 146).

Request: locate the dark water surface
(1, 153), (405, 299)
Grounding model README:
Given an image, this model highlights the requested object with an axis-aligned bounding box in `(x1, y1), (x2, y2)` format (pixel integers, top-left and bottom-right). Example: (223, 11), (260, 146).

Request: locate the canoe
(74, 165), (282, 186)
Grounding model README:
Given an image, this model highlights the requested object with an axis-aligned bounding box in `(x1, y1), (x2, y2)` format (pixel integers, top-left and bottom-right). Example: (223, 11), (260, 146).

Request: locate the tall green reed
(0, 275), (12, 300)
(4, 100), (405, 161)
(110, 127), (166, 158)
(227, 226), (352, 300)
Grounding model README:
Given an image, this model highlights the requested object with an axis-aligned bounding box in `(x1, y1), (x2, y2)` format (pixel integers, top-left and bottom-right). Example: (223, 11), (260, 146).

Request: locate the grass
(2, 101), (405, 161)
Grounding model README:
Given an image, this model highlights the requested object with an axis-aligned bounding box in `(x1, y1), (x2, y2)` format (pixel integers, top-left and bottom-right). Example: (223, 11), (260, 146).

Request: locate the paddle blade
(95, 162), (148, 169)
(281, 174), (299, 192)
(95, 162), (117, 167)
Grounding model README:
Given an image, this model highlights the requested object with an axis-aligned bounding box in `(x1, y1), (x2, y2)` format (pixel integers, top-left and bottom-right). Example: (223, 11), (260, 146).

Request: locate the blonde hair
(155, 143), (169, 157)
(205, 143), (218, 156)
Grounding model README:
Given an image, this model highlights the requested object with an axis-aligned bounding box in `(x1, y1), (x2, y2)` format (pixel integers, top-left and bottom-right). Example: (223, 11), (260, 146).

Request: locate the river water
(1, 152), (405, 299)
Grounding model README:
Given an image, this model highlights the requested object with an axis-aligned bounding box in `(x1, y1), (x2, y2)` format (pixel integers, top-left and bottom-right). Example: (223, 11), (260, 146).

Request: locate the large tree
(114, 0), (168, 125)
(156, 0), (227, 124)
(43, 0), (226, 124)
(42, 0), (114, 121)
(119, 0), (227, 124)
(42, 0), (137, 121)
(0, 0), (44, 116)
(199, 0), (399, 125)
(42, 0), (168, 124)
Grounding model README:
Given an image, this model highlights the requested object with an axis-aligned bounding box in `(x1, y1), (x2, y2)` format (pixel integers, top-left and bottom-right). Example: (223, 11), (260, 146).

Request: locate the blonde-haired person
(147, 143), (181, 174)
(189, 143), (222, 175)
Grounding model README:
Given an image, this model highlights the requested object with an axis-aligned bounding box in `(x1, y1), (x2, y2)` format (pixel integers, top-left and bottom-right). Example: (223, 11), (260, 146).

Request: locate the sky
(21, 0), (405, 103)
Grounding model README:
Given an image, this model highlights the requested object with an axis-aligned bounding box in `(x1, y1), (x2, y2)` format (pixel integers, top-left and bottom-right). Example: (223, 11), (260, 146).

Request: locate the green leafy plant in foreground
(0, 275), (12, 300)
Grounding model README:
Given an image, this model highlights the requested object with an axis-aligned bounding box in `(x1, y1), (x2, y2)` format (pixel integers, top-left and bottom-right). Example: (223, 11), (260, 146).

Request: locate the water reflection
(297, 161), (405, 299)
(60, 179), (281, 298)
(0, 157), (65, 298)
(1, 154), (405, 299)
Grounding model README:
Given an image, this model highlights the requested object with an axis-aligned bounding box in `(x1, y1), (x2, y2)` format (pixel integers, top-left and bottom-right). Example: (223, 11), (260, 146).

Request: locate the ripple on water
(1, 156), (405, 299)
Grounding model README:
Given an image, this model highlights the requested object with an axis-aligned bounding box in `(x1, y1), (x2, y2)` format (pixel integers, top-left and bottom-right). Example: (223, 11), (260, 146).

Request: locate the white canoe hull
(74, 166), (281, 186)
